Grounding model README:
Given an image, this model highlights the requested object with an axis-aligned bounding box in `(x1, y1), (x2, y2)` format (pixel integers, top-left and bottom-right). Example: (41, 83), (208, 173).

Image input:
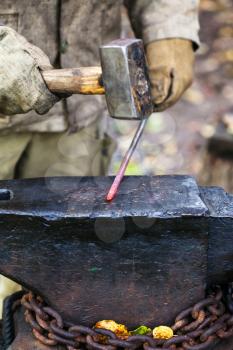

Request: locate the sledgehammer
(42, 39), (153, 120)
(42, 39), (154, 200)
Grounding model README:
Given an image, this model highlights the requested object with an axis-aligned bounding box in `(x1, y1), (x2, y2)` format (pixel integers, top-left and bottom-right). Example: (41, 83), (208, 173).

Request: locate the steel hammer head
(99, 39), (153, 120)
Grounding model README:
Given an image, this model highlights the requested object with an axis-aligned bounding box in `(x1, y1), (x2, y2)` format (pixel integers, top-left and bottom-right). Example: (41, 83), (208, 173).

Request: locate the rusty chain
(20, 284), (233, 350)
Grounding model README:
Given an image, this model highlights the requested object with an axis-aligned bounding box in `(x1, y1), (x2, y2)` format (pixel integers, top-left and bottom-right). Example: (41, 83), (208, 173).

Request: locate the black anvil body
(0, 176), (232, 349)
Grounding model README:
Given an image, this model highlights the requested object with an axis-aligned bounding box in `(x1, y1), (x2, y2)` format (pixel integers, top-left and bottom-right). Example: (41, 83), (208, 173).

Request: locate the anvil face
(100, 39), (154, 120)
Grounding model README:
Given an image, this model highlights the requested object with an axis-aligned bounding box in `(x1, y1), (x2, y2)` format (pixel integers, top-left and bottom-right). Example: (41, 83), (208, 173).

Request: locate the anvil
(0, 176), (232, 349)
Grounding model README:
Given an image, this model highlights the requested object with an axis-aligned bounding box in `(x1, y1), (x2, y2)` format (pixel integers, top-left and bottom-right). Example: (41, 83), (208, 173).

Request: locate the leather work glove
(0, 26), (59, 115)
(146, 39), (195, 112)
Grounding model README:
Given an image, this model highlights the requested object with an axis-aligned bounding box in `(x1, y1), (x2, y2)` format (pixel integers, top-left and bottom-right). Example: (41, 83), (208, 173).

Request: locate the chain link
(20, 284), (233, 350)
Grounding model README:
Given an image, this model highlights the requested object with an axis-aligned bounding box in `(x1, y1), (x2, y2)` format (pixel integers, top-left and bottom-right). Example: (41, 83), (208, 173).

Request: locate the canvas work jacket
(0, 0), (200, 132)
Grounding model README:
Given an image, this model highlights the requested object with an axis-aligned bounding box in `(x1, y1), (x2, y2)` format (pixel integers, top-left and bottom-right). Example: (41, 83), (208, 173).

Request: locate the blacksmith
(0, 0), (200, 317)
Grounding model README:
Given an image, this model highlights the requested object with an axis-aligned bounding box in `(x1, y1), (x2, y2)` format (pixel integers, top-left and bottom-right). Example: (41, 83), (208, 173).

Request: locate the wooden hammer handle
(42, 67), (105, 95)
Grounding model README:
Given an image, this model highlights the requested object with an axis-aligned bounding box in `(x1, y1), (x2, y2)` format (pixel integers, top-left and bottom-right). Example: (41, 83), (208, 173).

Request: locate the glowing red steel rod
(106, 118), (148, 201)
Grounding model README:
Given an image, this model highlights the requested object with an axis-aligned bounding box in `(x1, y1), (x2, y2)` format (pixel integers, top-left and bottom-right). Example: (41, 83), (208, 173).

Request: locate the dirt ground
(110, 0), (233, 192)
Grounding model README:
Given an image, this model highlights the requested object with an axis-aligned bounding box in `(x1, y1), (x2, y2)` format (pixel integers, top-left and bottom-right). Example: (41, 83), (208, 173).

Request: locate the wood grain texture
(42, 67), (104, 94)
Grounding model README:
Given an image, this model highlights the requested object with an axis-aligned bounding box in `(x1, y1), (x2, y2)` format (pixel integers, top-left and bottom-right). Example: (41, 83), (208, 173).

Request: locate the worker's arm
(0, 26), (59, 116)
(124, 0), (200, 111)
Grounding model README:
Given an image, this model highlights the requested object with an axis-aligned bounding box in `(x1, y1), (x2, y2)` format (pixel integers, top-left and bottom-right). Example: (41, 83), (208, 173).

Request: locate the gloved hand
(146, 39), (195, 112)
(0, 26), (59, 115)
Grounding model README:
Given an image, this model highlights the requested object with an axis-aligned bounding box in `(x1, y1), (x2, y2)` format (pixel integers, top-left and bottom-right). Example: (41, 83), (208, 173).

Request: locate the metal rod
(106, 118), (148, 201)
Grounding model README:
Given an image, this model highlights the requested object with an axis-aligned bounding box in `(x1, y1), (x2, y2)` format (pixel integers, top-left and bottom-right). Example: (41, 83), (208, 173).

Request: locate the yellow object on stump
(95, 320), (130, 339)
(152, 325), (174, 340)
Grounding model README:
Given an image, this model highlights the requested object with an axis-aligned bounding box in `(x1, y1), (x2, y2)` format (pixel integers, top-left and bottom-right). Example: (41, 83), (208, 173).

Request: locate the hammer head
(100, 39), (153, 120)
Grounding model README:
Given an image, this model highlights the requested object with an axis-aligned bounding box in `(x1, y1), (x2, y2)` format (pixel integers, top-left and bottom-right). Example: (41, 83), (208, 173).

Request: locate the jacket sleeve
(0, 26), (59, 116)
(124, 0), (200, 48)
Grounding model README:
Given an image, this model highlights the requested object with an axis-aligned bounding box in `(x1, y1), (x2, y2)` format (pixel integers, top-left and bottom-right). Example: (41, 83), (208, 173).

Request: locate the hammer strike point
(106, 118), (148, 201)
